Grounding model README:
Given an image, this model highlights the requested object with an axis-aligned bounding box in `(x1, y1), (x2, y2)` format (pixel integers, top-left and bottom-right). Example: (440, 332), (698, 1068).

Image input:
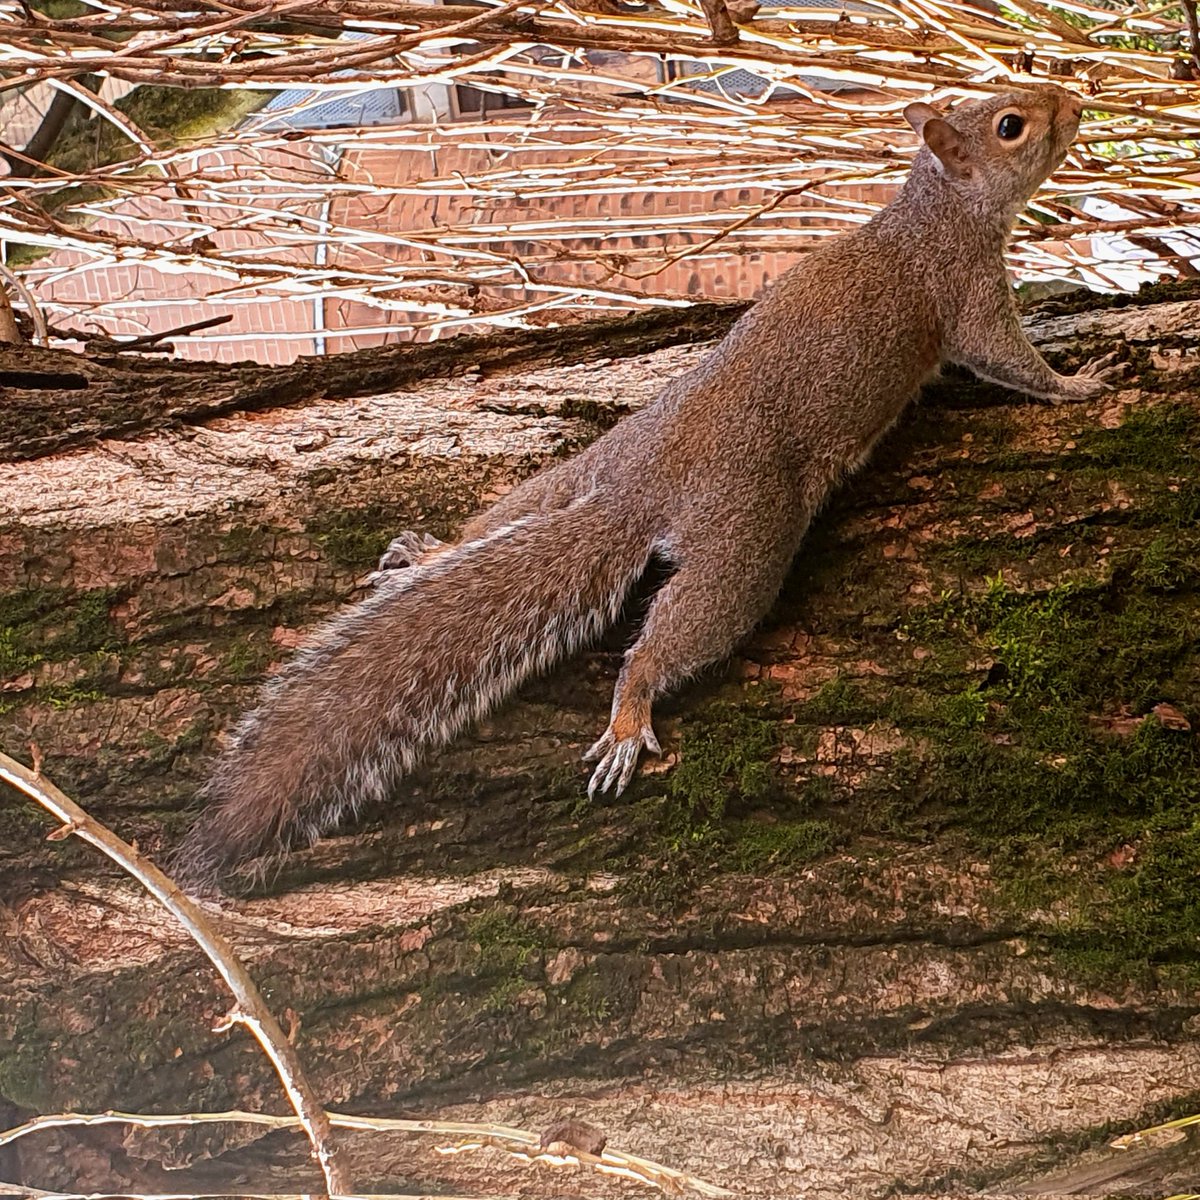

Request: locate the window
(254, 86), (408, 130)
(452, 82), (531, 118)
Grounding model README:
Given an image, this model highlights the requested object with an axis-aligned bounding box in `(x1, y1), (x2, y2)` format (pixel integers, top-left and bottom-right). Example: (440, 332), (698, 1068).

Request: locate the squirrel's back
(651, 225), (943, 486)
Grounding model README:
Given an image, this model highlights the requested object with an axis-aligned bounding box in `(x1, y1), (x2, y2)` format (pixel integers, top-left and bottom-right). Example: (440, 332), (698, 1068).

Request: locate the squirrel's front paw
(584, 725), (661, 798)
(1054, 350), (1127, 404)
(366, 532), (446, 585)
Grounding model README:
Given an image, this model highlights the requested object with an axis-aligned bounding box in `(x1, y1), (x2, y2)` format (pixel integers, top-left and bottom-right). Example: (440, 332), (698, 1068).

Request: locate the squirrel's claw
(1078, 349), (1126, 383)
(584, 726), (660, 798)
(1056, 350), (1127, 403)
(366, 532), (446, 586)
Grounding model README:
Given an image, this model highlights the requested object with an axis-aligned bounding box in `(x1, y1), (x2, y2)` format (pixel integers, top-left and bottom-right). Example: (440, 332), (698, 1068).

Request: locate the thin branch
(625, 167), (887, 280)
(0, 751), (353, 1200)
(1183, 0), (1200, 69)
(118, 312), (234, 346)
(0, 262), (48, 344)
(0, 1109), (735, 1199)
(50, 312), (235, 351)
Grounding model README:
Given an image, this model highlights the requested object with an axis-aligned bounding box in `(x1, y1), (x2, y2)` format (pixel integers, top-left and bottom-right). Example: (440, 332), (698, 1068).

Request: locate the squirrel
(176, 83), (1123, 888)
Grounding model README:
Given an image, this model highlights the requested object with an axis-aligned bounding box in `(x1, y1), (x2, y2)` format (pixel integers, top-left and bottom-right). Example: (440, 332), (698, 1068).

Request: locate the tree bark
(2, 287), (1200, 1198)
(2, 75), (101, 178)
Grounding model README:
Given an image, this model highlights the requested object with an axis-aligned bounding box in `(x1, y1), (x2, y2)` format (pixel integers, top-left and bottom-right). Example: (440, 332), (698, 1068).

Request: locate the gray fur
(176, 84), (1122, 890)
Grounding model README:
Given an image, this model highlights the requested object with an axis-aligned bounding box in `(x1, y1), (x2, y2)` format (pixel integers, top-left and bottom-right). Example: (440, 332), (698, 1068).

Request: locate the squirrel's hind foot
(1053, 350), (1128, 404)
(367, 531), (447, 585)
(584, 724), (661, 798)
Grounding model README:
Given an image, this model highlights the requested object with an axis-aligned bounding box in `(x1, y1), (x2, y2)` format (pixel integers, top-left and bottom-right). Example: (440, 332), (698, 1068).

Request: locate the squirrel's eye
(997, 113), (1026, 140)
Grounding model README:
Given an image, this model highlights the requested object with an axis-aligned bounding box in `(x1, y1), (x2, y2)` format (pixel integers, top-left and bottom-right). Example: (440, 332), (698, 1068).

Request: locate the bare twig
(121, 313), (233, 345)
(0, 752), (353, 1200)
(626, 167), (885, 280)
(50, 312), (235, 352)
(0, 262), (48, 344)
(0, 1108), (735, 1198)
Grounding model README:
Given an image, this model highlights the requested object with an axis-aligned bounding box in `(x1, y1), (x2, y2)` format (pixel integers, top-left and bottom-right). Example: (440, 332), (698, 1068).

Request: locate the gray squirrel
(176, 83), (1123, 888)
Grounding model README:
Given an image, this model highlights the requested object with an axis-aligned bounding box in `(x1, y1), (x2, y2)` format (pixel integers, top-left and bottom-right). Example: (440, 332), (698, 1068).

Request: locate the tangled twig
(1, 0), (1199, 344)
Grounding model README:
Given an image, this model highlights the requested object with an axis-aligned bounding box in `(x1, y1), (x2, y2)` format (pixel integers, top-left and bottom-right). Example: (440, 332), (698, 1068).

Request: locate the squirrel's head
(902, 84), (1082, 219)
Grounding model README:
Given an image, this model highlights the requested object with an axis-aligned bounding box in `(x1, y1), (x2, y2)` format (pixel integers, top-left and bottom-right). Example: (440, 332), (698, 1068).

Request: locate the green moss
(1149, 479), (1200, 528)
(464, 909), (542, 1010)
(618, 699), (847, 899)
(934, 687), (989, 732)
(43, 684), (106, 709)
(0, 624), (42, 680)
(924, 405), (1200, 571)
(560, 972), (613, 1022)
(222, 638), (273, 683)
(1068, 402), (1200, 473)
(933, 522), (1108, 576)
(219, 523), (272, 562)
(137, 715), (217, 774)
(667, 706), (778, 821)
(903, 575), (1192, 720)
(722, 818), (839, 870)
(0, 1020), (56, 1108)
(797, 398), (1200, 989)
(0, 586), (124, 682)
(0, 799), (50, 848)
(1054, 791), (1200, 983)
(308, 506), (404, 571)
(700, 398), (1200, 979)
(890, 552), (1200, 982)
(1131, 532), (1200, 590)
(795, 674), (874, 725)
(73, 589), (122, 649)
(937, 721), (1194, 841)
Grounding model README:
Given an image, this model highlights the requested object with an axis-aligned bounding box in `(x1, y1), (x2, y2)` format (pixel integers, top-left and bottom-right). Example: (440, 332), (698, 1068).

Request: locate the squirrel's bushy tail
(175, 493), (654, 888)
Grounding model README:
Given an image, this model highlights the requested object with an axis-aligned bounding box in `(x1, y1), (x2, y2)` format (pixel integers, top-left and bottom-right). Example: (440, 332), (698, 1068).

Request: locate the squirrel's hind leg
(586, 522), (803, 797)
(370, 461), (588, 585)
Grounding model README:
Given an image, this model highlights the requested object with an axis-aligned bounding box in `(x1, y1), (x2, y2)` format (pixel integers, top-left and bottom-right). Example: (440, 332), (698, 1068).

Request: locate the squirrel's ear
(917, 116), (972, 180)
(903, 102), (940, 135)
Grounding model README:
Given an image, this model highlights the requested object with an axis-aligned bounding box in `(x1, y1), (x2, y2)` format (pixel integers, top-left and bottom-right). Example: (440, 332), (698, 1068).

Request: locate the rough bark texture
(2, 287), (1200, 1198)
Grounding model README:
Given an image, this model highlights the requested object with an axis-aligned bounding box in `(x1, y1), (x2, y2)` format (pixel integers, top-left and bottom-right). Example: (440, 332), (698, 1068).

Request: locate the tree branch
(0, 750), (353, 1200)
